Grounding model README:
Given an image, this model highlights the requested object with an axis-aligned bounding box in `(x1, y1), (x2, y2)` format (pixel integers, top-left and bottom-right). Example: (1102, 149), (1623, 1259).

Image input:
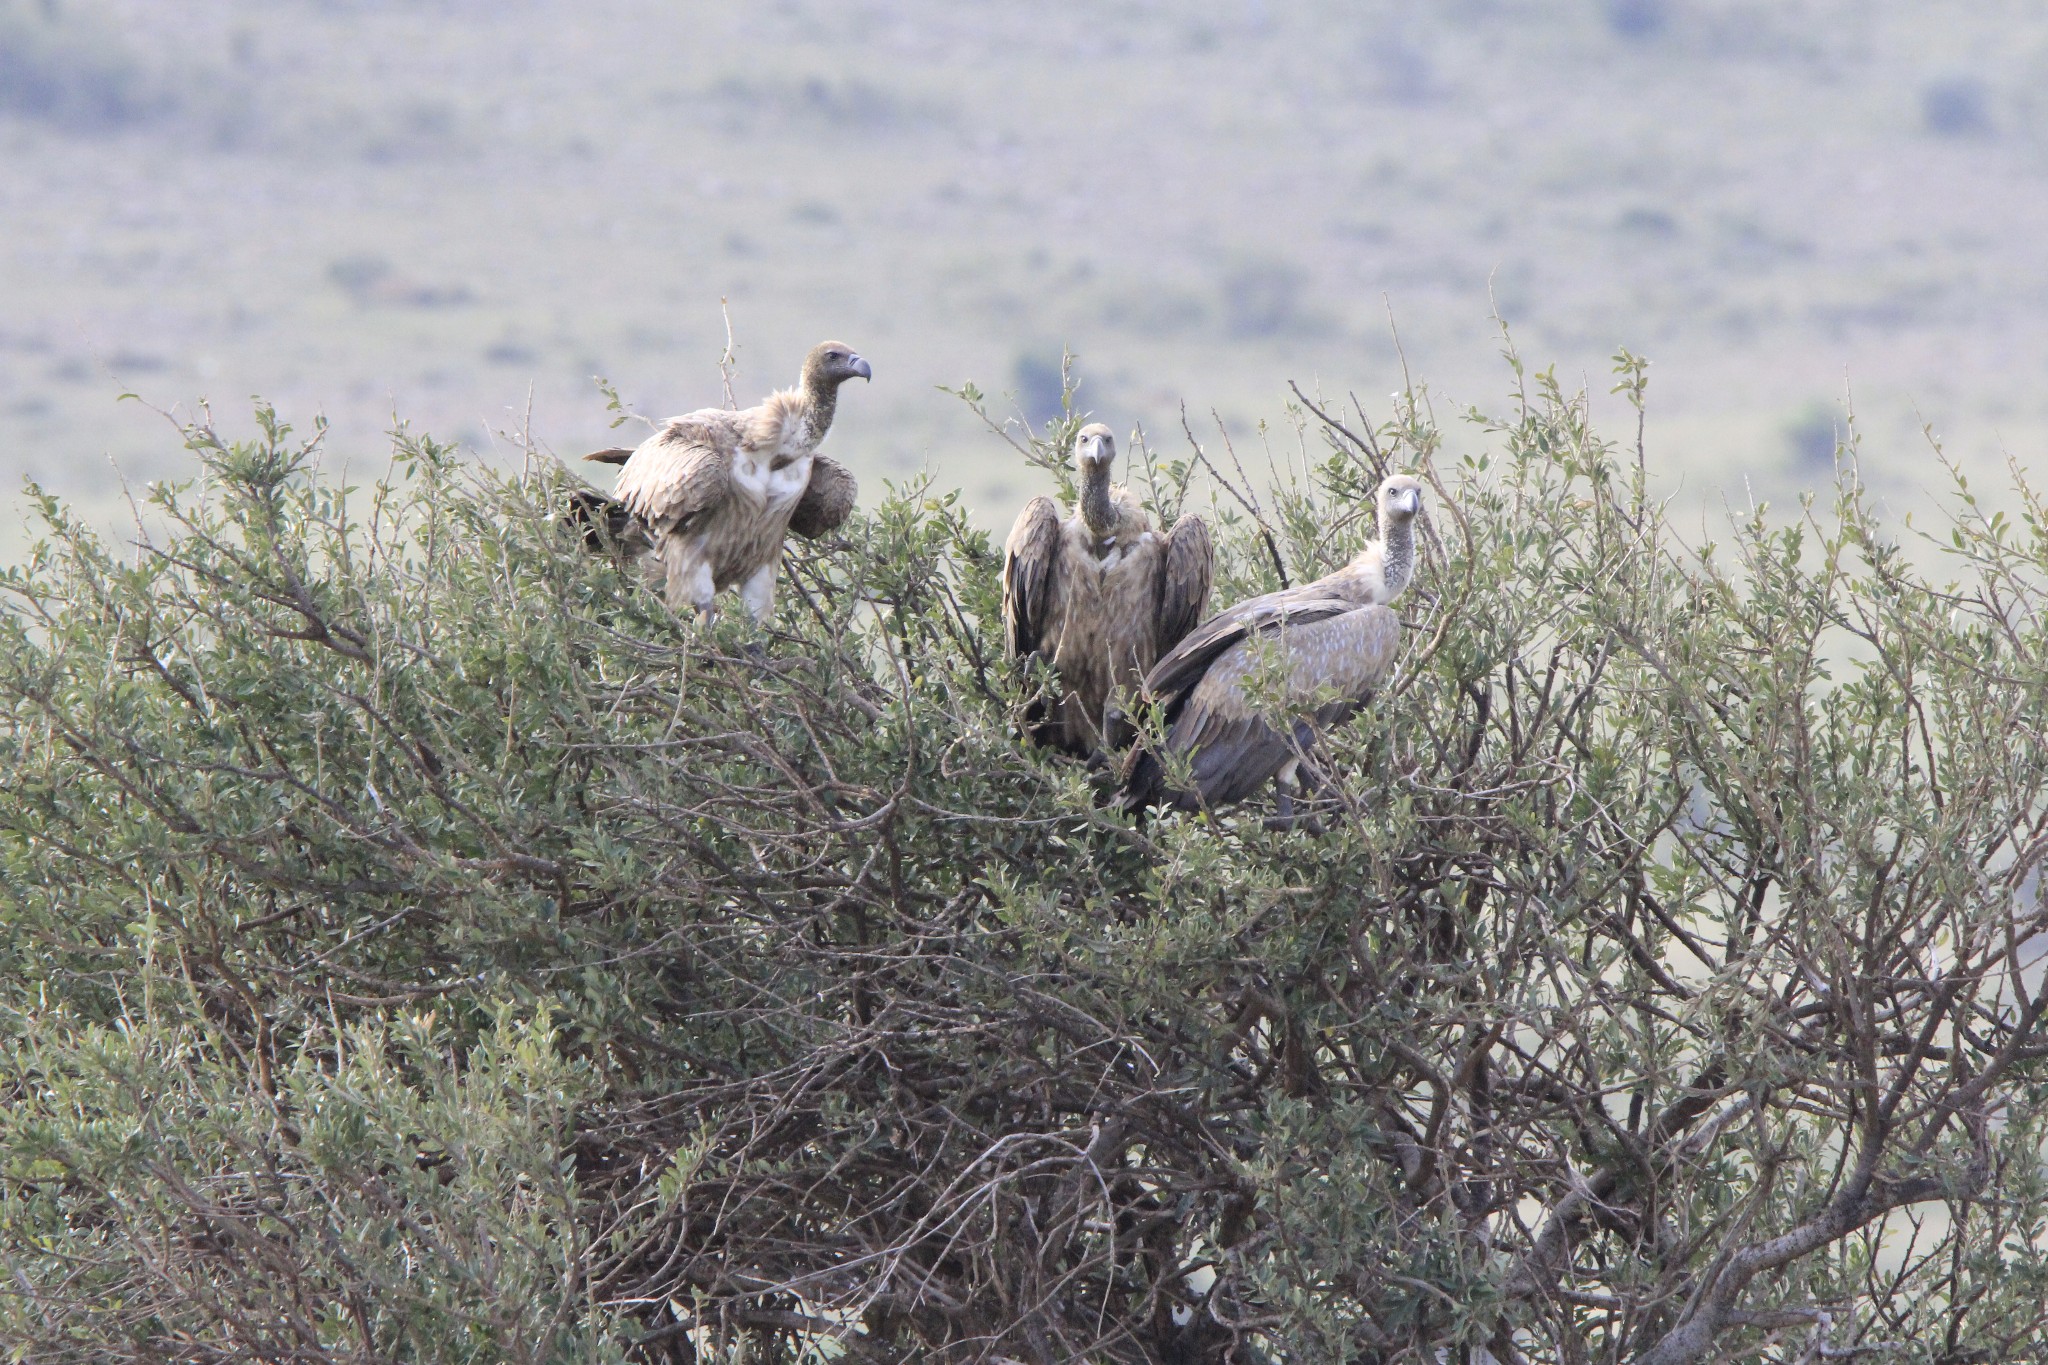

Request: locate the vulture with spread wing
(569, 341), (869, 619)
(1119, 474), (1425, 815)
(1002, 423), (1214, 757)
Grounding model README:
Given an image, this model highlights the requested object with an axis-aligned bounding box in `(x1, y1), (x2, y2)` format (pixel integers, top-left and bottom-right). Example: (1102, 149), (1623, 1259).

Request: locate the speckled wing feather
(1143, 593), (1357, 716)
(787, 455), (858, 540)
(1167, 714), (1327, 809)
(610, 409), (744, 533)
(1124, 592), (1351, 809)
(1002, 496), (1063, 663)
(1172, 605), (1400, 802)
(1124, 601), (1399, 810)
(1153, 512), (1214, 655)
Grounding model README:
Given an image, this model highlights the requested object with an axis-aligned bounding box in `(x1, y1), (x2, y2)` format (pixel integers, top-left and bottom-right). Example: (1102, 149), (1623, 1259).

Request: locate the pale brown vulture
(1002, 423), (1214, 757)
(1119, 474), (1425, 814)
(571, 341), (869, 619)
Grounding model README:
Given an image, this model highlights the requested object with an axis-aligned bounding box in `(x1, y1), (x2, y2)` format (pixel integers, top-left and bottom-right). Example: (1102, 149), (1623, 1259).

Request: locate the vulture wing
(1153, 513), (1214, 655)
(1001, 497), (1063, 662)
(1165, 604), (1401, 807)
(1123, 594), (1360, 809)
(787, 455), (858, 540)
(1143, 593), (1358, 715)
(1123, 603), (1400, 811)
(610, 411), (743, 534)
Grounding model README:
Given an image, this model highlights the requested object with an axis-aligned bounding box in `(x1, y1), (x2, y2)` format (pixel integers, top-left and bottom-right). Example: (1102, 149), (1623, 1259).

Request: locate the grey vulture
(570, 341), (869, 619)
(1119, 473), (1425, 815)
(1002, 423), (1214, 757)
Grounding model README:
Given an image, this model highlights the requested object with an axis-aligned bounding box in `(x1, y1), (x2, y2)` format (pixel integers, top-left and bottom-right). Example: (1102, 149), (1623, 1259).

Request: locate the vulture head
(1073, 422), (1117, 475)
(1379, 474), (1424, 526)
(803, 341), (873, 389)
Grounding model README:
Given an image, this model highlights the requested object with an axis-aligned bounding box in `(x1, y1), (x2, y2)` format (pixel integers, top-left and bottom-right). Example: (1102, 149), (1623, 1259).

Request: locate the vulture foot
(1262, 809), (1330, 835)
(1265, 764), (1332, 834)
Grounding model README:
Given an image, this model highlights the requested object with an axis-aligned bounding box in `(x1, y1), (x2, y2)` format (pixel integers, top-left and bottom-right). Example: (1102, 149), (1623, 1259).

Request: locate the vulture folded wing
(1143, 595), (1359, 714)
(1001, 496), (1063, 662)
(1273, 602), (1402, 702)
(787, 455), (858, 540)
(1153, 513), (1214, 654)
(1166, 603), (1403, 808)
(1181, 604), (1401, 731)
(610, 411), (743, 532)
(1172, 713), (1322, 809)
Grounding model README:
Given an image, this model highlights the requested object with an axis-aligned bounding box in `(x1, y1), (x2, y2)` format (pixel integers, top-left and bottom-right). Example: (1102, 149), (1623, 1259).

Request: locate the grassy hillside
(5, 0), (2048, 535)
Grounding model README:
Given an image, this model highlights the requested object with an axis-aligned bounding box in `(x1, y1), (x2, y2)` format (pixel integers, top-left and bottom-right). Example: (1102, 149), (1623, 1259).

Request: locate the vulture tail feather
(1115, 745), (1198, 814)
(1116, 748), (1165, 814)
(562, 488), (646, 556)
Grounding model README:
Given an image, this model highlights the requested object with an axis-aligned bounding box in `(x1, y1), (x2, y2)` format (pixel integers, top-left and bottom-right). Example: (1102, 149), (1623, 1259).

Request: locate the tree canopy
(2, 357), (2046, 1364)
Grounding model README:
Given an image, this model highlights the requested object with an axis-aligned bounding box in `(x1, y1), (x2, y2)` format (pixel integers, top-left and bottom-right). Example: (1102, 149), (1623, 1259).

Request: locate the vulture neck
(796, 367), (841, 452)
(1078, 462), (1118, 548)
(1376, 509), (1416, 600)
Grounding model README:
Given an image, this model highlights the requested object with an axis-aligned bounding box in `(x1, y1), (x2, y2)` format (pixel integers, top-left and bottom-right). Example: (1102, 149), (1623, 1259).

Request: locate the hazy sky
(5, 0), (2046, 529)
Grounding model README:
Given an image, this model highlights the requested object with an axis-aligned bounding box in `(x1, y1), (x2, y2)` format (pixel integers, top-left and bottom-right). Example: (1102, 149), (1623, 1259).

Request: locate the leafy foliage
(1, 362), (2046, 1365)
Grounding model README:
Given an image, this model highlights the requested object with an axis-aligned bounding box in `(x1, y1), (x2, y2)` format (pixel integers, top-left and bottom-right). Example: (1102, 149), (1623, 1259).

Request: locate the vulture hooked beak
(849, 354), (872, 382)
(1076, 430), (1115, 470)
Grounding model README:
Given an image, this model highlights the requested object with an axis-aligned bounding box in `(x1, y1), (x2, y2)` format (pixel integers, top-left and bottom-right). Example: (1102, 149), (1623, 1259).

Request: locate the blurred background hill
(4, 0), (2047, 533)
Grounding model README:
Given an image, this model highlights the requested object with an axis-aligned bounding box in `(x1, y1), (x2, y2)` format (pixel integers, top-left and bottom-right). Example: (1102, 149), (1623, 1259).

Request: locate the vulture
(1119, 473), (1425, 816)
(569, 341), (869, 619)
(1002, 422), (1214, 757)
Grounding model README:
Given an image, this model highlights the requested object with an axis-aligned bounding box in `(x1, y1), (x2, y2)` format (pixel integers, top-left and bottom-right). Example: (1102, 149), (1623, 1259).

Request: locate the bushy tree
(1, 355), (2046, 1365)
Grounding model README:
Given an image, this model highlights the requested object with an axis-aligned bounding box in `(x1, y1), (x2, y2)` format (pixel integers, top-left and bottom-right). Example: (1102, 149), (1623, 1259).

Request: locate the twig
(1181, 402), (1288, 588)
(1385, 292), (1414, 404)
(1289, 379), (1387, 483)
(719, 297), (739, 409)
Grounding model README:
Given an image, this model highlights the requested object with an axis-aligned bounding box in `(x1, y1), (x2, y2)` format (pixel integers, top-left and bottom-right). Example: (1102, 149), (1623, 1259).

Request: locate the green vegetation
(2, 353), (2046, 1363)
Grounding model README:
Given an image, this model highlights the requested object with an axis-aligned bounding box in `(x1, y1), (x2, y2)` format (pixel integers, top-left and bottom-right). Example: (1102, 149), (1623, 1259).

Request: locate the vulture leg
(1263, 760), (1330, 835)
(660, 537), (718, 617)
(1101, 695), (1138, 753)
(737, 561), (777, 623)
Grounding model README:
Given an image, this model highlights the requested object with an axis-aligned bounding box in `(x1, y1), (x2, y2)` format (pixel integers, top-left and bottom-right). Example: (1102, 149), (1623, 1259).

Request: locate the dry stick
(1348, 391), (1386, 460)
(1634, 377), (1649, 496)
(719, 297), (739, 410)
(1289, 379), (1385, 483)
(1129, 421), (1192, 526)
(1385, 292), (1415, 407)
(1289, 381), (1391, 563)
(1210, 408), (1262, 515)
(955, 384), (1059, 469)
(1180, 402), (1289, 589)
